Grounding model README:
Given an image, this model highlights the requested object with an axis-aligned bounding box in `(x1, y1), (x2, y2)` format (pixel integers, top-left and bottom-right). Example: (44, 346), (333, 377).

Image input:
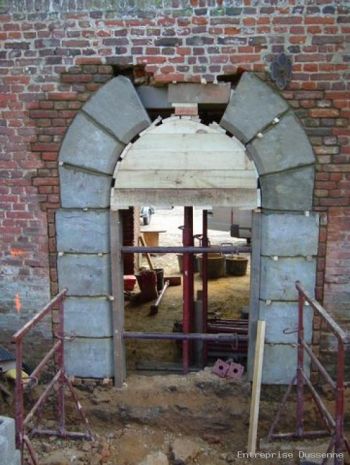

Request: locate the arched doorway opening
(56, 72), (319, 385)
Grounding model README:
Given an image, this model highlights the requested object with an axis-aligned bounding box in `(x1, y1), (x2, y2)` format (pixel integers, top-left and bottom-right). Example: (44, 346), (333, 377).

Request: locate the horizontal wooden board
(115, 169), (258, 189)
(132, 133), (244, 151)
(152, 118), (219, 134)
(119, 150), (251, 171)
(111, 188), (258, 209)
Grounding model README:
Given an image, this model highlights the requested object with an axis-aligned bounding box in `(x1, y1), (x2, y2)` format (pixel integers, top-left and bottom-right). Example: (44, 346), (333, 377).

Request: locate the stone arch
(56, 72), (319, 384)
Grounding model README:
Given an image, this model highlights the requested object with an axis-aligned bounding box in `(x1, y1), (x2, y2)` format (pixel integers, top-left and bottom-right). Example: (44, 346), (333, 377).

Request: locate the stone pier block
(56, 209), (110, 253)
(64, 337), (113, 378)
(261, 212), (319, 257)
(260, 256), (316, 301)
(259, 301), (313, 344)
(64, 297), (113, 337)
(58, 254), (111, 296)
(59, 166), (111, 208)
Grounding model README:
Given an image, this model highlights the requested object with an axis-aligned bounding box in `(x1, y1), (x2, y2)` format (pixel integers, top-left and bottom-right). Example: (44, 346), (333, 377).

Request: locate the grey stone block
(83, 76), (151, 144)
(262, 344), (310, 384)
(259, 301), (313, 344)
(59, 113), (124, 175)
(58, 254), (111, 296)
(13, 449), (21, 465)
(260, 256), (316, 301)
(64, 337), (114, 378)
(261, 212), (319, 257)
(0, 416), (15, 453)
(247, 113), (315, 175)
(260, 166), (314, 211)
(220, 73), (288, 143)
(64, 297), (113, 337)
(0, 436), (11, 465)
(60, 166), (111, 208)
(56, 209), (110, 253)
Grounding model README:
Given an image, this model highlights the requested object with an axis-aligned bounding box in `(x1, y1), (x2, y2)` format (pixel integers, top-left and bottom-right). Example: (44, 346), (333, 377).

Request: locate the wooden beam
(110, 210), (126, 388)
(138, 234), (154, 270)
(247, 320), (266, 455)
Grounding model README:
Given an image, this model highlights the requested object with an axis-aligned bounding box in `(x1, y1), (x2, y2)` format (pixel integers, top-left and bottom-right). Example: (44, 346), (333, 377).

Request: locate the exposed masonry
(55, 72), (319, 383)
(0, 0), (349, 380)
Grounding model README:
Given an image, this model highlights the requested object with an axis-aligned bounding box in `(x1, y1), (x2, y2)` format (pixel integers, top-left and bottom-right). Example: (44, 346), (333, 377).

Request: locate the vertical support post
(110, 209), (126, 387)
(202, 209), (208, 364)
(15, 338), (24, 451)
(296, 289), (305, 438)
(182, 206), (194, 374)
(334, 340), (345, 463)
(247, 209), (262, 380)
(57, 298), (65, 435)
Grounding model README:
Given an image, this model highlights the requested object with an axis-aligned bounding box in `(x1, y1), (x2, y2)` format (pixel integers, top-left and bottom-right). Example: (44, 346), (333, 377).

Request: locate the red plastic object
(124, 275), (136, 291)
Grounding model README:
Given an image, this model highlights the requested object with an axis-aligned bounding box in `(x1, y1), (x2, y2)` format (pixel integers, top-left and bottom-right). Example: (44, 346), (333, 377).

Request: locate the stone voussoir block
(83, 75), (151, 144)
(262, 344), (310, 385)
(59, 112), (125, 175)
(247, 112), (315, 175)
(56, 209), (110, 253)
(261, 212), (319, 257)
(260, 256), (316, 301)
(258, 300), (313, 344)
(57, 254), (111, 296)
(64, 297), (112, 337)
(59, 165), (111, 209)
(220, 72), (288, 143)
(64, 337), (114, 378)
(260, 165), (314, 211)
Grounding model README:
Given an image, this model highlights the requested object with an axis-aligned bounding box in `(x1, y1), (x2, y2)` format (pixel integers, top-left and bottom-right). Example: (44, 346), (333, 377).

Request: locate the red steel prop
(12, 289), (93, 465)
(268, 281), (350, 465)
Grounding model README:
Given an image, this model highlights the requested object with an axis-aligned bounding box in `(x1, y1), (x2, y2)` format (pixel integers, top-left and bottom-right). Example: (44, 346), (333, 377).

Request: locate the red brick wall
(0, 1), (349, 351)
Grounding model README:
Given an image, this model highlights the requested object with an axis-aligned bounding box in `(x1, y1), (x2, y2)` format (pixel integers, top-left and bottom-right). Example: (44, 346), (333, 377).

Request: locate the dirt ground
(126, 207), (250, 369)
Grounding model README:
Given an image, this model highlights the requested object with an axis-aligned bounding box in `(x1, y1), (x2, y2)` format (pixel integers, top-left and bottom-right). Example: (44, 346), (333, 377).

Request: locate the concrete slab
(64, 297), (112, 337)
(262, 344), (310, 384)
(247, 113), (315, 175)
(168, 83), (231, 104)
(260, 166), (314, 211)
(260, 256), (316, 301)
(59, 113), (124, 175)
(57, 254), (111, 296)
(64, 337), (113, 378)
(56, 209), (110, 253)
(259, 301), (313, 344)
(83, 76), (151, 144)
(220, 73), (288, 143)
(261, 212), (319, 257)
(59, 166), (111, 208)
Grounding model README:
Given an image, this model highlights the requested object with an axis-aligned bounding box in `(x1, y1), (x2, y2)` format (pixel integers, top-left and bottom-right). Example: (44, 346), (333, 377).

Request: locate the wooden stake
(247, 320), (266, 454)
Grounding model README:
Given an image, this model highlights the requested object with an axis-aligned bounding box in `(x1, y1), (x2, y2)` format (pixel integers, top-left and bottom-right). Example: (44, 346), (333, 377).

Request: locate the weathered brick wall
(0, 0), (349, 369)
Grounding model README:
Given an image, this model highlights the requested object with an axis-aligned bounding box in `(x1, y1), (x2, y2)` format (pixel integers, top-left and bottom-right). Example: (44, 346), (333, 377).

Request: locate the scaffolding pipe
(182, 206), (194, 374)
(122, 245), (251, 254)
(123, 331), (248, 341)
(202, 209), (209, 364)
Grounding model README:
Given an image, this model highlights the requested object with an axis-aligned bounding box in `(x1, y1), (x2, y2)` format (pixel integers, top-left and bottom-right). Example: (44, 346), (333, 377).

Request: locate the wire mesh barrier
(268, 281), (350, 465)
(12, 289), (93, 465)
